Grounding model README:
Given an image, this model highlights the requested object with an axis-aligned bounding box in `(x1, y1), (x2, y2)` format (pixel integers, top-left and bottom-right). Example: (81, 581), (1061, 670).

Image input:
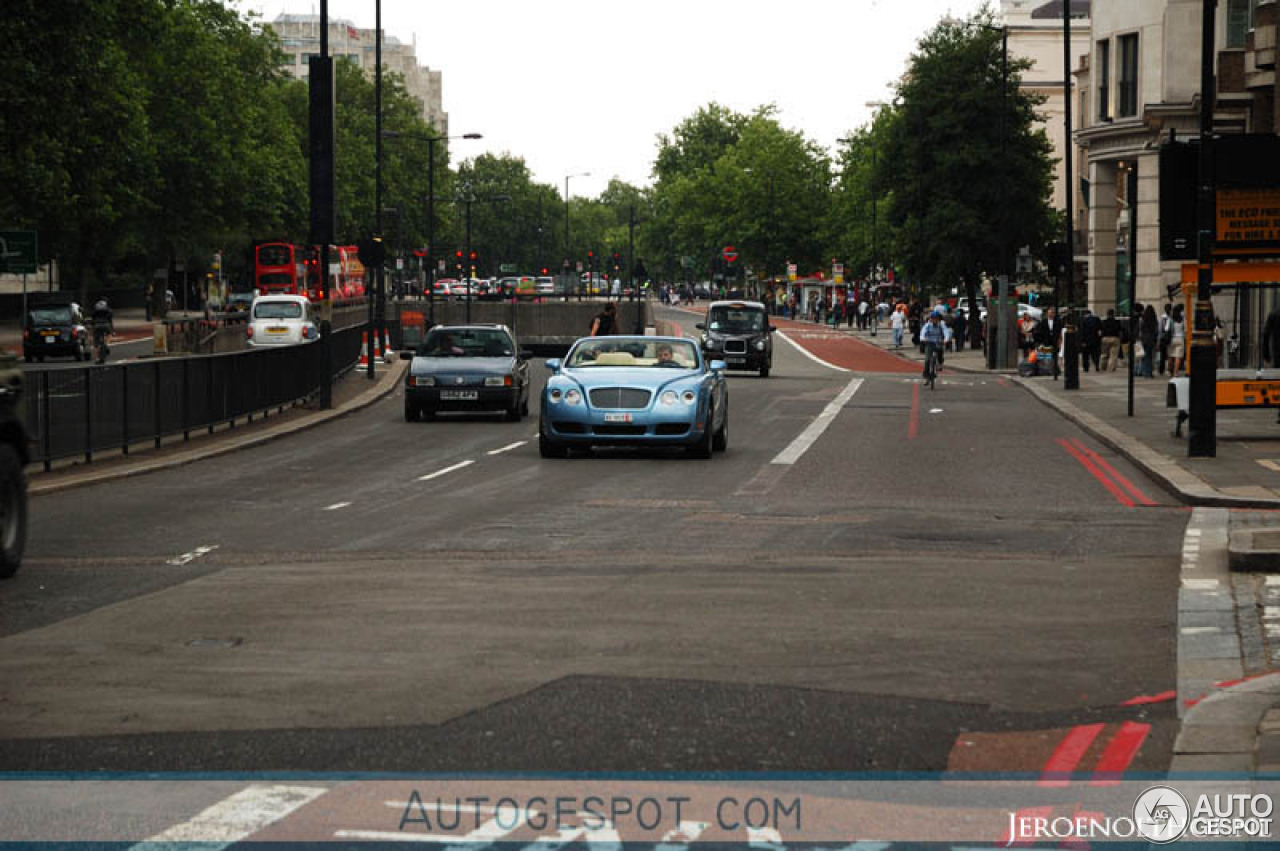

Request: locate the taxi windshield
(567, 339), (697, 368)
(707, 305), (766, 334)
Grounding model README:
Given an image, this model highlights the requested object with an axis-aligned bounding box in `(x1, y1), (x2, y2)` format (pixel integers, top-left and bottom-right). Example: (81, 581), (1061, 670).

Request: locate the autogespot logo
(1134, 786), (1190, 843)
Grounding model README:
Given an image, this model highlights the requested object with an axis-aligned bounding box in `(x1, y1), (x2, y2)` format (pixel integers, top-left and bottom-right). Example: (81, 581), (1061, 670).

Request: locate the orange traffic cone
(382, 329), (395, 363)
(357, 331), (371, 367)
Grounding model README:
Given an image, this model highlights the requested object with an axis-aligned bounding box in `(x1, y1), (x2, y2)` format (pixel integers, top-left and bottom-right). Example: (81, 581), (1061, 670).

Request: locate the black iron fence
(27, 323), (365, 470)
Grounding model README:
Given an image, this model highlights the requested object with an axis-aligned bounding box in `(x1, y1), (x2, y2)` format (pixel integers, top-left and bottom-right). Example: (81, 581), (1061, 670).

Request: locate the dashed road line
(417, 460), (475, 481)
(487, 441), (527, 456)
(323, 501), (351, 511)
(166, 545), (219, 566)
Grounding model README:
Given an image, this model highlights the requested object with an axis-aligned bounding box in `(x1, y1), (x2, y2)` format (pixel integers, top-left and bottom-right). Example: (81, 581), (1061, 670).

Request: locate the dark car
(225, 290), (256, 315)
(0, 350), (29, 578)
(401, 324), (532, 421)
(697, 300), (775, 377)
(23, 299), (89, 362)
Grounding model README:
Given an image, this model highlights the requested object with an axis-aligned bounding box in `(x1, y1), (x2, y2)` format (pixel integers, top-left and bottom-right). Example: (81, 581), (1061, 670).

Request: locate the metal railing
(27, 323), (365, 471)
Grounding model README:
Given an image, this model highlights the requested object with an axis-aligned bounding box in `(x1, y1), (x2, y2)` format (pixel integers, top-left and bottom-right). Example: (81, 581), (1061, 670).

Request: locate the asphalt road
(21, 334), (156, 370)
(0, 304), (1185, 777)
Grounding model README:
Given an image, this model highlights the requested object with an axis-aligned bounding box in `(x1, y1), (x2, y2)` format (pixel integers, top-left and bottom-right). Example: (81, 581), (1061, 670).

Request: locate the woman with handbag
(1138, 304), (1158, 377)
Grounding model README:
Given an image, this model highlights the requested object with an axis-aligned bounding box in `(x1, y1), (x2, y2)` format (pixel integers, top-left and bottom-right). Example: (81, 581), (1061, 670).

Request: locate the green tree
(880, 6), (1056, 320)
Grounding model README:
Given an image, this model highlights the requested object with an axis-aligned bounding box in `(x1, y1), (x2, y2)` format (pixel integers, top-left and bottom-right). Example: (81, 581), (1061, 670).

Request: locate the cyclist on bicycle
(91, 298), (113, 362)
(920, 310), (946, 379)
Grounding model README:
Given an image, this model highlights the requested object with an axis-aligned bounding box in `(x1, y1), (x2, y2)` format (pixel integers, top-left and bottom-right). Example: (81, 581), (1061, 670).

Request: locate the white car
(536, 276), (556, 295)
(246, 295), (318, 347)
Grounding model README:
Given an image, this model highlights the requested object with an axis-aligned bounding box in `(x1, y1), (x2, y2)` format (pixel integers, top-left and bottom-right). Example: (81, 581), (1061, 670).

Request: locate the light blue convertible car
(539, 336), (728, 458)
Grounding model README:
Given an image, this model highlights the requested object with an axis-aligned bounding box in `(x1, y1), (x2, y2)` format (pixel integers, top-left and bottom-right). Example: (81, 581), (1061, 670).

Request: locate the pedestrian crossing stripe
(1258, 459), (1280, 473)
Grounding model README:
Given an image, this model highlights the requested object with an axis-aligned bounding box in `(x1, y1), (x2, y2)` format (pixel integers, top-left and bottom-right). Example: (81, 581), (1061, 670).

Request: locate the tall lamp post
(382, 129), (482, 327)
(454, 182), (512, 323)
(975, 23), (1009, 370)
(565, 171), (590, 296)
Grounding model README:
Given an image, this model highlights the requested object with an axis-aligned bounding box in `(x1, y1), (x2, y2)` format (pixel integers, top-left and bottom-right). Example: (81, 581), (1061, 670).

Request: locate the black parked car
(697, 300), (775, 377)
(401, 324), (532, 421)
(23, 298), (89, 362)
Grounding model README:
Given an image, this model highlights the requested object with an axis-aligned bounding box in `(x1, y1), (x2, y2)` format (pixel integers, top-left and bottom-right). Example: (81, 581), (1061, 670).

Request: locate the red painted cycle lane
(665, 308), (918, 374)
(768, 317), (920, 373)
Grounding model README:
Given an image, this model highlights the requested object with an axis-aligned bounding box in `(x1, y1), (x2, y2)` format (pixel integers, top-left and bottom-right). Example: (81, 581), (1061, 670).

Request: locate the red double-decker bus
(254, 242), (305, 296)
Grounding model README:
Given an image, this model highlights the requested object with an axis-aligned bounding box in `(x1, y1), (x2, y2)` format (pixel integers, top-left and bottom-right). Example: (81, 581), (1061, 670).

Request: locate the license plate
(440, 390), (478, 401)
(604, 413), (633, 423)
(266, 326), (288, 334)
(42, 333), (57, 340)
(727, 357), (746, 364)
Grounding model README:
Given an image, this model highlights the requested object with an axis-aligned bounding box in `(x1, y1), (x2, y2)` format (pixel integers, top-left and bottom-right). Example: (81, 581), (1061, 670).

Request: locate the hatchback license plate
(266, 326), (288, 334)
(440, 390), (478, 401)
(604, 413), (633, 423)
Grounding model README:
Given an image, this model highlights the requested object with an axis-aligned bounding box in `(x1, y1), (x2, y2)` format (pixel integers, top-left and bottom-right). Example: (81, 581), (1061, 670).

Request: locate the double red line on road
(1057, 437), (1157, 508)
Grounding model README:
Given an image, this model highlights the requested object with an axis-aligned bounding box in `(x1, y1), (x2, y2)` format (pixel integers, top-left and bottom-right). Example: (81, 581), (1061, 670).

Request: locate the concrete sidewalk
(785, 311), (1280, 777)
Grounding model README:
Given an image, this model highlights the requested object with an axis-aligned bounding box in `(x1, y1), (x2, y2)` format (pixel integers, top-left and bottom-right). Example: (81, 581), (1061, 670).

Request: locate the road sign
(722, 245), (738, 263)
(787, 262), (798, 282)
(0, 231), (37, 274)
(500, 263), (517, 274)
(833, 263), (844, 284)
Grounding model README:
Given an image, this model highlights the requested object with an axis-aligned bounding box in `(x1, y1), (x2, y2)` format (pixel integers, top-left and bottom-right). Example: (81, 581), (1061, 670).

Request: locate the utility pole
(1189, 0), (1219, 456)
(1063, 2), (1080, 389)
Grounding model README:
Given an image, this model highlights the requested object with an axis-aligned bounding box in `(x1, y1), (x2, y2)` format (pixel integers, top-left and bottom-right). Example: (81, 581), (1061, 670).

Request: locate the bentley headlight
(659, 390), (679, 406)
(564, 389), (583, 406)
(549, 388), (563, 402)
(681, 390), (697, 404)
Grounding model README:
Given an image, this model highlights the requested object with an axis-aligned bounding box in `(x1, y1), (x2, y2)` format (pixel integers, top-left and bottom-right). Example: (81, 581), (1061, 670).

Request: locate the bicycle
(923, 343), (940, 389)
(92, 327), (111, 365)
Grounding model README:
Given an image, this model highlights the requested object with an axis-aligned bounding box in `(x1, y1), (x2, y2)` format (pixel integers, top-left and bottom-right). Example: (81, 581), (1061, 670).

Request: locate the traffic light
(587, 250), (593, 259)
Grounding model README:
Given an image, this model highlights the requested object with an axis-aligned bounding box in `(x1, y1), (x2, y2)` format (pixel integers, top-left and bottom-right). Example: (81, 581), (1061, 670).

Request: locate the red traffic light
(587, 250), (593, 258)
(455, 250), (462, 259)
(541, 268), (548, 275)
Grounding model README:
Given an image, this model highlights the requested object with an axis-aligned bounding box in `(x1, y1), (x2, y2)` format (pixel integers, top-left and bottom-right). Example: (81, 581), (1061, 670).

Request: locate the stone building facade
(267, 14), (448, 135)
(1074, 0), (1277, 313)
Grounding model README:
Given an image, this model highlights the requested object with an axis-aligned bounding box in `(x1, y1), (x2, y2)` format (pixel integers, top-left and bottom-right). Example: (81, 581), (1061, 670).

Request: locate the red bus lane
(767, 317), (919, 374)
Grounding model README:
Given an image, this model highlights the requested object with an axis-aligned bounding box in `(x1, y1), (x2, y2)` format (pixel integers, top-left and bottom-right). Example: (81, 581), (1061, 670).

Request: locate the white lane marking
(1182, 578), (1221, 590)
(487, 441), (527, 456)
(774, 330), (851, 373)
(771, 378), (864, 466)
(417, 460), (474, 481)
(1181, 626), (1223, 635)
(166, 545), (219, 566)
(929, 408), (944, 414)
(136, 784), (326, 845)
(323, 501), (351, 511)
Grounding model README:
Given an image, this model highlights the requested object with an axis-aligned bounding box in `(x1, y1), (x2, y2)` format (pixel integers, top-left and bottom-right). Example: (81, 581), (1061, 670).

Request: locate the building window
(1097, 39), (1110, 121)
(1227, 0), (1252, 48)
(1118, 34), (1138, 118)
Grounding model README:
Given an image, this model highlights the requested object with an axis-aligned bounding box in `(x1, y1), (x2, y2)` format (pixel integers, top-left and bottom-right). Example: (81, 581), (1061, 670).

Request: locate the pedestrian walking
(1099, 308), (1123, 372)
(1080, 309), (1102, 372)
(951, 309), (967, 352)
(1169, 304), (1186, 377)
(890, 304), (906, 349)
(1138, 304), (1158, 377)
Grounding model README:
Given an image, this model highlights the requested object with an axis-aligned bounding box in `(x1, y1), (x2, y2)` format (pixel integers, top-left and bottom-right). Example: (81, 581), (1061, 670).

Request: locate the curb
(1011, 376), (1280, 510)
(29, 359), (408, 497)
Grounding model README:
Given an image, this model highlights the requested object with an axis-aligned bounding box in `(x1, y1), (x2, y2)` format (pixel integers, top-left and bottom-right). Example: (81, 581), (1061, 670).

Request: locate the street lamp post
(382, 129), (483, 327)
(565, 171), (590, 297)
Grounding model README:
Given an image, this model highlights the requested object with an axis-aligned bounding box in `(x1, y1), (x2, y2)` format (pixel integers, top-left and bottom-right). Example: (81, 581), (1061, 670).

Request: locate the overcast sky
(239, 0), (990, 198)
